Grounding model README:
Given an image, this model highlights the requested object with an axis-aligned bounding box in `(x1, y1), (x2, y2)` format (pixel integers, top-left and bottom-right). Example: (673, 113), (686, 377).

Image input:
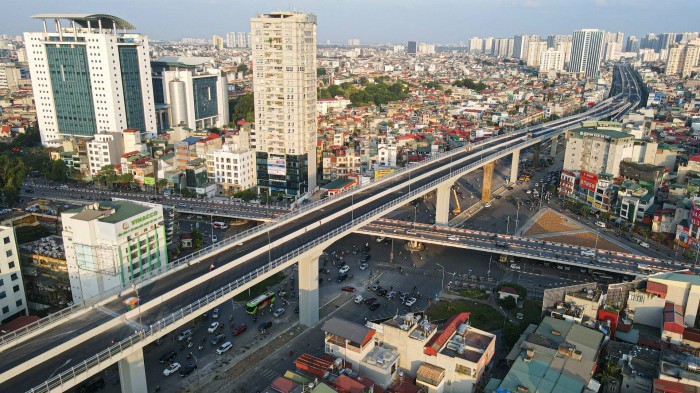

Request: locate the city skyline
(2, 0), (700, 44)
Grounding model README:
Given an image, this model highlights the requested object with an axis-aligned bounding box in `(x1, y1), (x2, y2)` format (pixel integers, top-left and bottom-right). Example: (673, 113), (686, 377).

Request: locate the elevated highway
(2, 84), (638, 393)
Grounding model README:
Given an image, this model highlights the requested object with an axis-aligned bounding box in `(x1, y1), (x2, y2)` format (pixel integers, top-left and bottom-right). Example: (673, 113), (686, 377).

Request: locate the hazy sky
(3, 0), (699, 44)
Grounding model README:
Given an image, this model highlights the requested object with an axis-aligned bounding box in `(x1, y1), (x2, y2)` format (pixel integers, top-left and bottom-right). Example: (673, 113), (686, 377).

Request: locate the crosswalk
(255, 367), (278, 382)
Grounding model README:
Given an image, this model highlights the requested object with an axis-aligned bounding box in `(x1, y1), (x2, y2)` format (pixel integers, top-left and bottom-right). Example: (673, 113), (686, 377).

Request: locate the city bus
(245, 291), (276, 315)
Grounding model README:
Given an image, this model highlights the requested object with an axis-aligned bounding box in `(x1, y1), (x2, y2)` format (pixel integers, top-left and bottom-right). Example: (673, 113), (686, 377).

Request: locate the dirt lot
(544, 231), (627, 253)
(523, 210), (581, 236)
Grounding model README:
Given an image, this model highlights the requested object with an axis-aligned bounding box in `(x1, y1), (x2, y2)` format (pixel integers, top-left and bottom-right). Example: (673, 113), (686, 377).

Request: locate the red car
(341, 286), (356, 292)
(231, 323), (247, 335)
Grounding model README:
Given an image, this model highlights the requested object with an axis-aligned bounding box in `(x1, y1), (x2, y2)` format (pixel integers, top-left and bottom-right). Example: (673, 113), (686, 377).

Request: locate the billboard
(579, 171), (598, 192)
(267, 156), (286, 176)
(143, 177), (155, 185)
(692, 204), (700, 227)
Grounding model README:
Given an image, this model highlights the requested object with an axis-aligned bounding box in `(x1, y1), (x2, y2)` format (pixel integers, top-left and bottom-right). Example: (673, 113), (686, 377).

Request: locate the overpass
(19, 185), (286, 221)
(2, 72), (639, 393)
(358, 219), (683, 276)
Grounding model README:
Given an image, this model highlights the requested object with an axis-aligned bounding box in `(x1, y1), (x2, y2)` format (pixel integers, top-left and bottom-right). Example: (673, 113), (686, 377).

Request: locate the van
(354, 295), (364, 304)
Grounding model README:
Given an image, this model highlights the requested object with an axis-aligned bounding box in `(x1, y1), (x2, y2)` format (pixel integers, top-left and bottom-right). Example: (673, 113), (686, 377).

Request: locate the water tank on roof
(169, 80), (188, 126)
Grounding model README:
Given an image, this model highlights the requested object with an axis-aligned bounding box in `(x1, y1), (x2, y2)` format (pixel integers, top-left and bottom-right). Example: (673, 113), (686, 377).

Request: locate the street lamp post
(267, 229), (272, 270)
(390, 238), (395, 264)
(487, 255), (493, 281)
(413, 206), (417, 229)
(436, 263), (445, 291)
(506, 216), (510, 235)
(351, 192), (354, 222)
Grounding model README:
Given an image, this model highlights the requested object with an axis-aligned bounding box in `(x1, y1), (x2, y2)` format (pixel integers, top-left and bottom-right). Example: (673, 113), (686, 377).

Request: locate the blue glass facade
(46, 45), (97, 136)
(193, 76), (218, 119)
(118, 46), (146, 132)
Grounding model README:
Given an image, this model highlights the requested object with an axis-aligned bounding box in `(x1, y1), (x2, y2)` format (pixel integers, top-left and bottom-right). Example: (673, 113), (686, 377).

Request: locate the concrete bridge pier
(434, 182), (452, 226)
(118, 348), (148, 393)
(481, 161), (495, 203)
(532, 142), (541, 168)
(298, 251), (321, 327)
(550, 136), (558, 156)
(510, 149), (520, 184)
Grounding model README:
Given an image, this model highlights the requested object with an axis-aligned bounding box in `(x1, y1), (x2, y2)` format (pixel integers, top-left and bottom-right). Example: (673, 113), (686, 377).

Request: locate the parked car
(595, 221), (606, 228)
(159, 350), (177, 364)
(211, 334), (226, 346)
(354, 295), (364, 304)
(231, 323), (247, 335)
(359, 263), (369, 270)
(341, 286), (356, 292)
(216, 342), (233, 355)
(207, 322), (221, 333)
(178, 364), (198, 377)
(404, 297), (417, 307)
(336, 273), (348, 283)
(273, 308), (285, 317)
(339, 265), (350, 274)
(177, 329), (193, 341)
(360, 255), (371, 263)
(377, 289), (388, 297)
(212, 308), (220, 319)
(258, 321), (273, 332)
(364, 297), (377, 305)
(369, 303), (381, 311)
(163, 362), (182, 376)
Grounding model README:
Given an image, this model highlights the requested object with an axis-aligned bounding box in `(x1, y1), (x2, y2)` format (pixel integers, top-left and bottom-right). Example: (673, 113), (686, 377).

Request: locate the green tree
(233, 188), (257, 201)
(47, 159), (68, 182)
(0, 155), (27, 206)
(232, 93), (255, 123)
(191, 227), (203, 250)
(317, 67), (327, 77)
(236, 63), (249, 74)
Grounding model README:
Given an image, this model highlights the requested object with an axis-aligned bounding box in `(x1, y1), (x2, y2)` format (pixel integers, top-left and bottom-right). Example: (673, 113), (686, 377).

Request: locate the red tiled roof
(424, 312), (470, 356)
(270, 376), (297, 393)
(499, 287), (518, 295)
(647, 281), (668, 298)
(332, 375), (365, 393)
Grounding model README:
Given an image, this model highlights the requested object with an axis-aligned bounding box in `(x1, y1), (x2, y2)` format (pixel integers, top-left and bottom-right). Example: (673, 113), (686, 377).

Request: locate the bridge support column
(435, 182), (452, 226)
(481, 161), (495, 203)
(532, 143), (541, 168)
(298, 252), (320, 327)
(510, 149), (520, 184)
(550, 136), (558, 156)
(118, 348), (148, 393)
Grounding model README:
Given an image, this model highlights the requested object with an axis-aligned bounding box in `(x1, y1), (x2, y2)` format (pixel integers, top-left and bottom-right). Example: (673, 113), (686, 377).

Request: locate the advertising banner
(580, 171), (598, 192)
(267, 156), (286, 176)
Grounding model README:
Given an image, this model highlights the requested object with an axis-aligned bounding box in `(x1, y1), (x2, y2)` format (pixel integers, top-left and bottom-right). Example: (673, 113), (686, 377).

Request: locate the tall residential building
(226, 32), (236, 48)
(468, 37), (483, 54)
(659, 33), (676, 52)
(407, 41), (417, 55)
(0, 226), (28, 323)
(513, 34), (530, 59)
(211, 35), (224, 50)
(62, 200), (167, 303)
(569, 29), (605, 77)
(151, 56), (229, 131)
(25, 14), (157, 146)
(251, 11), (318, 196)
(482, 37), (494, 56)
(641, 33), (659, 51)
(666, 40), (700, 77)
(626, 35), (640, 52)
(526, 41), (548, 67)
(0, 63), (21, 92)
(236, 32), (249, 48)
(347, 38), (360, 46)
(539, 49), (565, 71)
(563, 126), (634, 176)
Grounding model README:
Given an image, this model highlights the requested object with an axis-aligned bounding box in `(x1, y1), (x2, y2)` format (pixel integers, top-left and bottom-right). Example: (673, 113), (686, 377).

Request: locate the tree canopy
(452, 78), (487, 92)
(231, 93), (255, 123)
(318, 80), (410, 106)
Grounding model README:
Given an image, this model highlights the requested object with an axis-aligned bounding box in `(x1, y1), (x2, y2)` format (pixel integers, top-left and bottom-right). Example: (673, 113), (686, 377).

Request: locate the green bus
(245, 290), (276, 315)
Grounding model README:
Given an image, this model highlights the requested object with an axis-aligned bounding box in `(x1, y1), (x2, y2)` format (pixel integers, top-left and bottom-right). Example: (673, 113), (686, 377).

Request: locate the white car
(404, 297), (417, 307)
(526, 190), (532, 194)
(516, 313), (524, 320)
(207, 322), (220, 333)
(376, 237), (385, 243)
(163, 362), (181, 376)
(484, 202), (492, 207)
(448, 235), (460, 241)
(212, 235), (218, 242)
(580, 250), (596, 257)
(640, 242), (650, 248)
(216, 341), (233, 354)
(595, 221), (606, 228)
(339, 265), (350, 274)
(273, 308), (285, 317)
(359, 263), (369, 270)
(406, 229), (417, 235)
